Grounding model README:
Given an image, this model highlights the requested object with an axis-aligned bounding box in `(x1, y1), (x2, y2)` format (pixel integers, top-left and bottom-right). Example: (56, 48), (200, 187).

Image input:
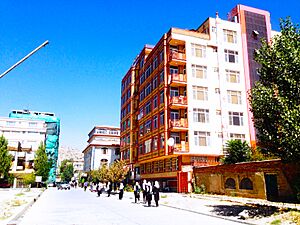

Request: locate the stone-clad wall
(193, 160), (299, 201)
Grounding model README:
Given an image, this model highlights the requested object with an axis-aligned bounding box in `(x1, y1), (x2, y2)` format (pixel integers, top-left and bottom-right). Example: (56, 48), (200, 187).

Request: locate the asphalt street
(17, 188), (246, 225)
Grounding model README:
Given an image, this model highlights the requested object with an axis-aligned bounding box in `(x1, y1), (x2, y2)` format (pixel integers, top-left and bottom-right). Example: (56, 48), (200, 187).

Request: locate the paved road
(18, 188), (246, 225)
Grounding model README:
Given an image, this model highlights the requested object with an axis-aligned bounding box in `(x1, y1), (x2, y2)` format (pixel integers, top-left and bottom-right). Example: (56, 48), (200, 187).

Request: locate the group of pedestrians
(84, 179), (160, 207)
(134, 180), (160, 207)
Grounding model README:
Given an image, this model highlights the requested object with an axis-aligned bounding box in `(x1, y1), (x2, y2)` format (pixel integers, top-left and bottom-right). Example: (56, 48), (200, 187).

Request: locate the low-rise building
(0, 117), (47, 185)
(83, 126), (120, 172)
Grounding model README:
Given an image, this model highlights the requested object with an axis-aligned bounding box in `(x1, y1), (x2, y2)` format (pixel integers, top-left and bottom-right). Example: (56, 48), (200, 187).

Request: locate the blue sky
(0, 0), (299, 151)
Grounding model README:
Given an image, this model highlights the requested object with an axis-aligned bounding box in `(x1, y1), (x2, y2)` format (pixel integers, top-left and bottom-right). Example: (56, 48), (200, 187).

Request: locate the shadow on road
(209, 204), (280, 218)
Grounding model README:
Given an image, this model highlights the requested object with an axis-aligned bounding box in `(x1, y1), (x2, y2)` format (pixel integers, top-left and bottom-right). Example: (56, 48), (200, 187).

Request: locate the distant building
(58, 146), (84, 181)
(83, 126), (120, 172)
(0, 117), (47, 185)
(9, 110), (60, 182)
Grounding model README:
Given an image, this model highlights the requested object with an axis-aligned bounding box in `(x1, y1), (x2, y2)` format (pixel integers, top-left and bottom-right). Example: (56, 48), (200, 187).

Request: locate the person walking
(146, 181), (152, 207)
(83, 181), (88, 191)
(133, 182), (141, 203)
(118, 182), (124, 200)
(152, 181), (160, 207)
(142, 179), (147, 203)
(96, 182), (103, 197)
(107, 181), (112, 197)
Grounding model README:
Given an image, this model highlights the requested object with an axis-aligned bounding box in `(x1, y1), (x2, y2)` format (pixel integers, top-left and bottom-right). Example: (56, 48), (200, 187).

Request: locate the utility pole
(0, 40), (49, 79)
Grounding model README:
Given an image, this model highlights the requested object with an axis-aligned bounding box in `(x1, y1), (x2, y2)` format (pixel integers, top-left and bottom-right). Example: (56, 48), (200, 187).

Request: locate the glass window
(6, 121), (16, 126)
(194, 131), (210, 146)
(145, 120), (152, 133)
(170, 88), (179, 97)
(140, 73), (145, 84)
(145, 139), (152, 153)
(223, 29), (237, 43)
(226, 70), (240, 83)
(170, 111), (179, 120)
(145, 101), (151, 115)
(159, 111), (164, 126)
(153, 136), (158, 150)
(192, 65), (207, 79)
(170, 66), (178, 75)
(230, 133), (246, 141)
(159, 70), (164, 83)
(153, 115), (158, 129)
(159, 51), (164, 63)
(153, 95), (158, 108)
(160, 90), (164, 104)
(191, 43), (206, 58)
(193, 86), (208, 101)
(153, 75), (158, 89)
(225, 50), (239, 63)
(227, 90), (242, 104)
(160, 133), (164, 148)
(229, 112), (244, 126)
(145, 83), (152, 97)
(193, 108), (209, 123)
(29, 122), (37, 127)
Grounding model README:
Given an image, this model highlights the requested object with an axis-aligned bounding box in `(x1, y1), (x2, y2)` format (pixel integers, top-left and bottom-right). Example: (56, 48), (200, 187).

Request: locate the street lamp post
(0, 40), (49, 79)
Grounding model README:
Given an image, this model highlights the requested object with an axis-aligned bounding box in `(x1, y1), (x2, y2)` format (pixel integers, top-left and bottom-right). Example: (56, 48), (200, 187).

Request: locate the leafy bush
(194, 184), (206, 194)
(22, 173), (36, 187)
(124, 184), (133, 192)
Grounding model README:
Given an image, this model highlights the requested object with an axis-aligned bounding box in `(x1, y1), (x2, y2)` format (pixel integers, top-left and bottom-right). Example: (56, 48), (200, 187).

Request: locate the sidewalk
(119, 191), (299, 225)
(0, 188), (43, 225)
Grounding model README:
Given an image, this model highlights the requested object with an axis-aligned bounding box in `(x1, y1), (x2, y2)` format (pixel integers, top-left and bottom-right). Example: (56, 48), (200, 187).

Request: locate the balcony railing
(169, 73), (187, 84)
(169, 118), (188, 130)
(168, 51), (186, 61)
(173, 142), (189, 153)
(169, 96), (187, 106)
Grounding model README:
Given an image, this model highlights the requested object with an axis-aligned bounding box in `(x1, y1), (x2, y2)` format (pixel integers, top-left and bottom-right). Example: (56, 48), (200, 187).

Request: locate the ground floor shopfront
(133, 154), (219, 192)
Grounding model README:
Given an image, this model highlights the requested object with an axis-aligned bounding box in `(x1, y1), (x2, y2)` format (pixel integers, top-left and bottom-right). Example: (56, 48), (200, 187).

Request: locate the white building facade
(184, 17), (251, 156)
(83, 126), (120, 172)
(0, 117), (47, 174)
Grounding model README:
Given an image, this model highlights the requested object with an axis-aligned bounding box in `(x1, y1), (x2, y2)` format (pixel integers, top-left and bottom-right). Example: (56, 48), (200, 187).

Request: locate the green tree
(0, 135), (12, 179)
(91, 164), (109, 183)
(107, 160), (129, 183)
(60, 159), (74, 182)
(34, 143), (51, 182)
(250, 18), (300, 162)
(222, 140), (251, 164)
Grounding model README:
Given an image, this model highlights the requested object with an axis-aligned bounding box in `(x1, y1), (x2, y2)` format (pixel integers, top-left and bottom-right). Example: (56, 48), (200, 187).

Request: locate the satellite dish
(167, 137), (175, 147)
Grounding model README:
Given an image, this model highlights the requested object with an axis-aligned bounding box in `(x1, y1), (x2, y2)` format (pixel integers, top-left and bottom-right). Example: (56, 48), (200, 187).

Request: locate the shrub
(194, 184), (206, 194)
(124, 184), (133, 192)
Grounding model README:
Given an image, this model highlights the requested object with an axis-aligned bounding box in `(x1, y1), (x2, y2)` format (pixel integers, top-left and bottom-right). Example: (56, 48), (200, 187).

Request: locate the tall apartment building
(120, 4), (274, 192)
(83, 126), (120, 172)
(0, 117), (47, 181)
(9, 110), (60, 182)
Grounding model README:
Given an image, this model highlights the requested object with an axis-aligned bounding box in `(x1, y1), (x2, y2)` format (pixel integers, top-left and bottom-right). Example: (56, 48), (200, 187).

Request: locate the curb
(6, 190), (44, 225)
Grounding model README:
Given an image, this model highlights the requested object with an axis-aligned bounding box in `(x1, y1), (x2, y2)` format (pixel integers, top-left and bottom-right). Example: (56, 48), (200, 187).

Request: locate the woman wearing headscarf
(119, 182), (124, 200)
(133, 181), (141, 203)
(146, 181), (152, 207)
(152, 181), (160, 207)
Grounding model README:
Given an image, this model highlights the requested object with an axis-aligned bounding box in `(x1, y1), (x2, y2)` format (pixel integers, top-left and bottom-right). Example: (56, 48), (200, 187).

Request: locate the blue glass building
(9, 110), (60, 182)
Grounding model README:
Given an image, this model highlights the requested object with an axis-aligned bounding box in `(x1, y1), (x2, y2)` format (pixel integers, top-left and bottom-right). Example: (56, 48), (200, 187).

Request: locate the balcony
(171, 142), (189, 154)
(168, 51), (186, 66)
(169, 96), (187, 109)
(168, 73), (187, 87)
(169, 118), (188, 131)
